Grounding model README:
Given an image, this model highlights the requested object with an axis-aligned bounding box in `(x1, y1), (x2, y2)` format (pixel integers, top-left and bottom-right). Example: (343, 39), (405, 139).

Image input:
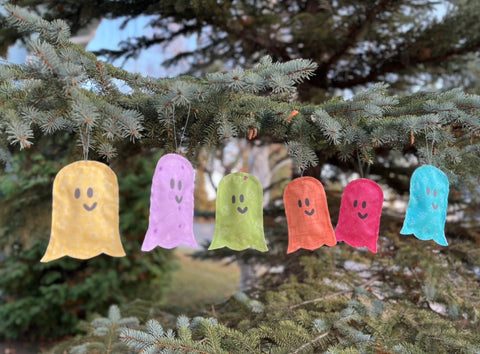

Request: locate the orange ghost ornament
(283, 177), (336, 254)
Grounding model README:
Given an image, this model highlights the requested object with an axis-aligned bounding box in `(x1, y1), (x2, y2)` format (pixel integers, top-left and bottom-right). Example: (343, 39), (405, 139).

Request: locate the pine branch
(292, 331), (330, 354)
(288, 275), (381, 310)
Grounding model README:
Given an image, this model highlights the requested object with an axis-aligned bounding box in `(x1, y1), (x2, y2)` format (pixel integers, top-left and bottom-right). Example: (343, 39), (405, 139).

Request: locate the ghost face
(209, 172), (267, 252)
(232, 193), (248, 214)
(335, 179), (383, 253)
(298, 197), (315, 216)
(142, 154), (197, 251)
(400, 165), (449, 246)
(170, 177), (184, 204)
(74, 186), (97, 211)
(41, 161), (125, 262)
(283, 177), (336, 254)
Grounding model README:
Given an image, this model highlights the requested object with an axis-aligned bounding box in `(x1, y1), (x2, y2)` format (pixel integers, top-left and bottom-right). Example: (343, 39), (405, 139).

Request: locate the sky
(7, 14), (196, 78)
(86, 16), (196, 78)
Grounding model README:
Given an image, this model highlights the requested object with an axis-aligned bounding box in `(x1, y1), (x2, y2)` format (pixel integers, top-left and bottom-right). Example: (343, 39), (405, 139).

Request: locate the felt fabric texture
(400, 165), (449, 246)
(142, 154), (197, 251)
(283, 177), (336, 254)
(335, 179), (384, 253)
(209, 172), (267, 252)
(41, 161), (125, 262)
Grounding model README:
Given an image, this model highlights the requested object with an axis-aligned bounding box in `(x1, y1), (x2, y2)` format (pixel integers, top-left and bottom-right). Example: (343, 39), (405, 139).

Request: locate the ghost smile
(432, 203), (438, 210)
(357, 212), (368, 219)
(83, 202), (97, 211)
(175, 196), (183, 204)
(304, 209), (315, 216)
(237, 206), (248, 214)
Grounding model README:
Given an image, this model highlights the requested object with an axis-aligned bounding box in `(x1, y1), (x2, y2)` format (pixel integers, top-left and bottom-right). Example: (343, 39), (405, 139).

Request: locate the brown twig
(288, 275), (381, 310)
(292, 331), (331, 354)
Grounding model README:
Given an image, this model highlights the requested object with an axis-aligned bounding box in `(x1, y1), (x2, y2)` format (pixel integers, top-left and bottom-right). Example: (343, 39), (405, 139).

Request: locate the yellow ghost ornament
(41, 161), (126, 262)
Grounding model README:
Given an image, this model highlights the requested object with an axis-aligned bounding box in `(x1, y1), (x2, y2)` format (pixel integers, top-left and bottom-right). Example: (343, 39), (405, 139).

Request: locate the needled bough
(283, 177), (336, 253)
(41, 161), (125, 262)
(209, 172), (267, 252)
(335, 179), (384, 253)
(401, 165), (449, 246)
(142, 153), (198, 250)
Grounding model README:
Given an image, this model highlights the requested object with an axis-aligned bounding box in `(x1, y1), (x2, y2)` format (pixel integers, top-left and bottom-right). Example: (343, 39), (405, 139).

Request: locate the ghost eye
(305, 198), (310, 207)
(353, 200), (358, 208)
(178, 180), (182, 190)
(170, 178), (175, 189)
(74, 188), (81, 199)
(232, 195), (236, 204)
(240, 194), (245, 203)
(426, 187), (431, 195)
(362, 201), (367, 208)
(298, 199), (302, 208)
(433, 189), (437, 197)
(87, 187), (93, 198)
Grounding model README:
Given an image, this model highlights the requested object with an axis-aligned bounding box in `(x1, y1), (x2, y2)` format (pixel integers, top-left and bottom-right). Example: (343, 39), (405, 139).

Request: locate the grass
(162, 249), (241, 314)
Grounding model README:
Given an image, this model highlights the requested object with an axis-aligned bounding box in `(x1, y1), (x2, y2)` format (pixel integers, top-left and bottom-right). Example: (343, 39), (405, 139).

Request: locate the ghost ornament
(400, 165), (449, 246)
(41, 161), (126, 262)
(142, 154), (197, 251)
(283, 177), (336, 253)
(335, 179), (384, 253)
(209, 172), (267, 252)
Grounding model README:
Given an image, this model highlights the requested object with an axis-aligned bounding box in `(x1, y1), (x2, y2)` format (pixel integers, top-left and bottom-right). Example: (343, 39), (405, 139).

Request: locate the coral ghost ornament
(142, 154), (198, 250)
(41, 161), (126, 262)
(209, 172), (268, 252)
(335, 179), (384, 253)
(283, 177), (336, 254)
(401, 165), (449, 246)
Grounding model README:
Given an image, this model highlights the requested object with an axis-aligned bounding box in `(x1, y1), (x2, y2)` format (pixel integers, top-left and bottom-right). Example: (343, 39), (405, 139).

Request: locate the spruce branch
(292, 331), (330, 354)
(288, 275), (381, 310)
(2, 6), (480, 177)
(4, 112), (34, 150)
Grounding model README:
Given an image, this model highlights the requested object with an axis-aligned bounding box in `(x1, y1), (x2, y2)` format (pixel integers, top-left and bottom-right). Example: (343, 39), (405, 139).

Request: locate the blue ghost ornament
(400, 165), (449, 246)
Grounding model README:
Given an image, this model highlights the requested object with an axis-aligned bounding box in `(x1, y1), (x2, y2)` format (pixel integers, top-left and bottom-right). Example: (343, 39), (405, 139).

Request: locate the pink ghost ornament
(142, 154), (198, 250)
(335, 179), (384, 253)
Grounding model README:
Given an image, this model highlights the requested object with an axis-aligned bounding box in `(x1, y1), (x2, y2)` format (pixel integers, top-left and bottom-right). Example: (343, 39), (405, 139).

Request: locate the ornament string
(79, 123), (90, 160)
(178, 102), (192, 153)
(172, 102), (192, 155)
(357, 153), (364, 178)
(424, 125), (435, 165)
(172, 107), (178, 152)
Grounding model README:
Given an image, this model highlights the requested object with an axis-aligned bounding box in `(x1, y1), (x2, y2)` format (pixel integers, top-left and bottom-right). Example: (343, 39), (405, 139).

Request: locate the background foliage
(0, 142), (175, 339)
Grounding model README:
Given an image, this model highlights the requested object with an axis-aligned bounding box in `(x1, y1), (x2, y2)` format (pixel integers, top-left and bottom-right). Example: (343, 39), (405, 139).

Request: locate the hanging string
(171, 102), (192, 154)
(79, 123), (89, 160)
(424, 125), (431, 165)
(357, 153), (364, 178)
(172, 107), (178, 152)
(431, 127), (436, 164)
(178, 102), (192, 153)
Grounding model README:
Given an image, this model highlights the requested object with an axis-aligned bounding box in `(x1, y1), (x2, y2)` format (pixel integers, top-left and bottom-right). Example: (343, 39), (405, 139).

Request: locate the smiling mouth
(358, 212), (368, 219)
(304, 209), (315, 216)
(84, 202), (97, 211)
(432, 203), (438, 210)
(237, 206), (248, 214)
(175, 196), (183, 204)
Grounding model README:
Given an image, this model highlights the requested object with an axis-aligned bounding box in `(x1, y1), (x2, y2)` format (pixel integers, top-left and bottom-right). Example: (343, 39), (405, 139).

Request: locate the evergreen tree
(0, 4), (479, 351)
(2, 0), (480, 99)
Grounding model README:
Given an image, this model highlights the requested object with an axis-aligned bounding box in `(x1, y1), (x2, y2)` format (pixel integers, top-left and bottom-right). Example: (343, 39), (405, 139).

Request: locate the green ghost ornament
(209, 172), (268, 252)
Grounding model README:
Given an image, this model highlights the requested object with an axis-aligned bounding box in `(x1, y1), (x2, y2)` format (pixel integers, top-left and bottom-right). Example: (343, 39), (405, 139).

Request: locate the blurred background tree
(3, 0), (480, 99)
(0, 1), (479, 350)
